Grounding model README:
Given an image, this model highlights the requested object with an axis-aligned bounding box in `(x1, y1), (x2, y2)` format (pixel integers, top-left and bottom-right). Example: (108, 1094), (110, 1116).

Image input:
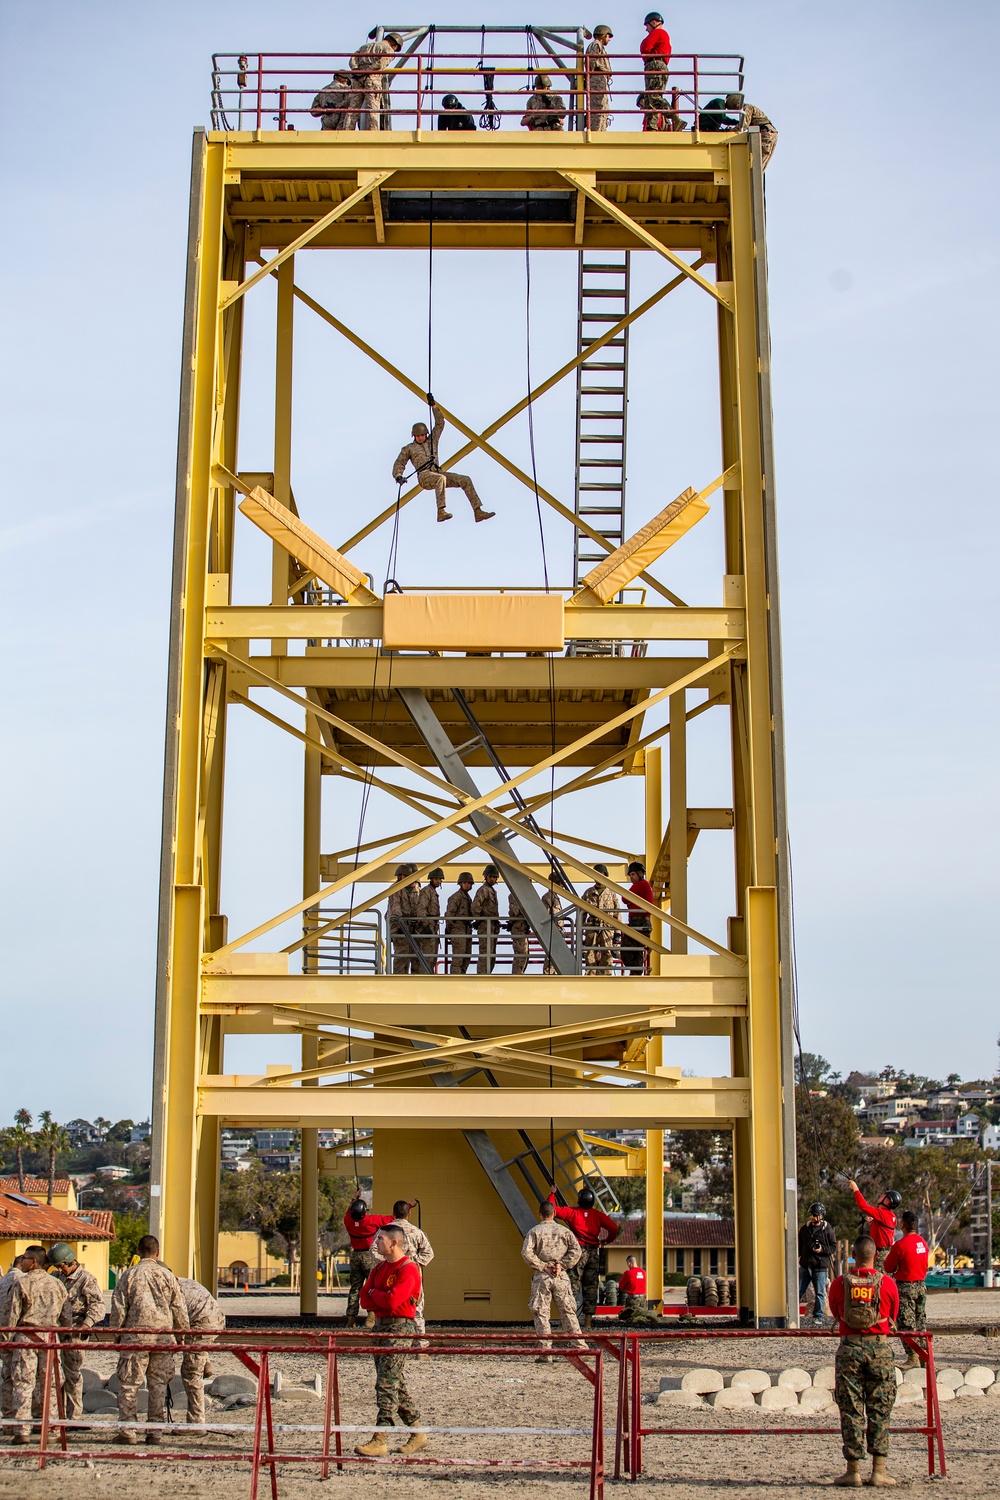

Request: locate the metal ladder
(500, 1129), (622, 1214)
(573, 251), (630, 589)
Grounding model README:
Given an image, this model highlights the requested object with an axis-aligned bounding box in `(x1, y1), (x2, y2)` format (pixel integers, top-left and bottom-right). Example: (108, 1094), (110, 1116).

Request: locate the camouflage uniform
(372, 1316), (419, 1426)
(569, 1245), (603, 1319)
(0, 1266), (24, 1419)
(540, 888), (563, 975)
(55, 1262), (104, 1419)
(834, 1337), (897, 1461)
(373, 1221), (433, 1336)
(392, 406), (486, 519)
(521, 92), (567, 130)
(741, 103), (777, 167)
(310, 77), (356, 130)
(110, 1259), (190, 1439)
(508, 891), (531, 974)
(177, 1278), (225, 1425)
(413, 883), (441, 970)
(638, 52), (683, 133)
(445, 888), (474, 973)
(388, 883), (421, 974)
(521, 1220), (584, 1347)
(0, 1268), (67, 1439)
(873, 1248), (889, 1272)
(345, 40), (394, 132)
(472, 881), (500, 974)
(581, 881), (618, 974)
(347, 1249), (377, 1323)
(895, 1281), (926, 1336)
(585, 41), (612, 131)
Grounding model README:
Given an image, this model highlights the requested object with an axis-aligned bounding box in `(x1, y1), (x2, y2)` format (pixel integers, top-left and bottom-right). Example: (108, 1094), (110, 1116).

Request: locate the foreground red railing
(0, 1328), (606, 1499)
(613, 1327), (946, 1482)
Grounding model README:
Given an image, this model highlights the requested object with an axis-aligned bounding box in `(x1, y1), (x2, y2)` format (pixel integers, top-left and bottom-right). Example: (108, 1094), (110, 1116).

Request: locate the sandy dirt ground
(2, 1293), (999, 1497)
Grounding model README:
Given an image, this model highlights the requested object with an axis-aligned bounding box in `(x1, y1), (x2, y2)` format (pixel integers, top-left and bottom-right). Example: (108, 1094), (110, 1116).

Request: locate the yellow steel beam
(207, 604), (743, 641)
(561, 172), (732, 309)
(198, 1079), (750, 1128)
(220, 171), (394, 309)
(213, 647), (737, 958)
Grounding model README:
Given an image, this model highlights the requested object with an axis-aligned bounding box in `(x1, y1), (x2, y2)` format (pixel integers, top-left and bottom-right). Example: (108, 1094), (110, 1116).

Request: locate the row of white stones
(657, 1365), (1000, 1411)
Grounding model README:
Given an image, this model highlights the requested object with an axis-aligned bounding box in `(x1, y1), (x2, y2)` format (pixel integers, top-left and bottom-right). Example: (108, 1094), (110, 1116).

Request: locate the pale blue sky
(1, 0), (997, 1121)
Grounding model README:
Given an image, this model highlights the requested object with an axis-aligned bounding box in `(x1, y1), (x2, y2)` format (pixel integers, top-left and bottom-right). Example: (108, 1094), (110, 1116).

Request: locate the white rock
(658, 1390), (706, 1408)
(894, 1367), (903, 1385)
(936, 1368), (964, 1390)
(777, 1367), (812, 1392)
(964, 1366), (996, 1390)
(987, 1381), (1000, 1398)
(729, 1369), (771, 1393)
(681, 1368), (725, 1394)
(799, 1387), (833, 1411)
(935, 1385), (956, 1403)
(812, 1366), (837, 1390)
(956, 1384), (985, 1399)
(902, 1367), (927, 1387)
(759, 1385), (799, 1411)
(893, 1384), (922, 1405)
(709, 1386), (757, 1409)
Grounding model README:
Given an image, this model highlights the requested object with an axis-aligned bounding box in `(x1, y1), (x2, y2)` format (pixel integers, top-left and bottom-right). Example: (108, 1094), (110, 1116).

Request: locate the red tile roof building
(607, 1216), (735, 1278)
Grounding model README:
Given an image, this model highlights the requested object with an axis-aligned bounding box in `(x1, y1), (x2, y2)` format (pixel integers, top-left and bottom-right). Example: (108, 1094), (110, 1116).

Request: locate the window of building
(674, 1249), (685, 1274)
(727, 1249), (735, 1276)
(709, 1250), (719, 1276)
(692, 1250), (702, 1275)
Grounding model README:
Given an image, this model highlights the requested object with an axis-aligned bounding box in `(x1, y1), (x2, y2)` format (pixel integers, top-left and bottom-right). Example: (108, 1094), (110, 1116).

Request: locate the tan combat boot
(203, 1360), (214, 1378)
(868, 1457), (897, 1487)
(115, 1429), (138, 1446)
(474, 509), (495, 522)
(397, 1423), (427, 1454)
(900, 1350), (921, 1370)
(582, 1313), (594, 1331)
(355, 1430), (388, 1458)
(145, 1430), (163, 1445)
(345, 1315), (358, 1329)
(437, 509), (453, 522)
(834, 1459), (862, 1487)
(365, 1311), (376, 1330)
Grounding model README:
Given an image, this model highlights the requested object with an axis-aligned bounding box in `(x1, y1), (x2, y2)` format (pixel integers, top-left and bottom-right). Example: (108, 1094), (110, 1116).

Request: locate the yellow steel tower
(151, 39), (797, 1325)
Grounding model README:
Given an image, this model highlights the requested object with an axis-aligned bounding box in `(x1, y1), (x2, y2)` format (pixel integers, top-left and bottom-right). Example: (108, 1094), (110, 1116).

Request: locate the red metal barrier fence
(613, 1328), (947, 1482)
(0, 1329), (606, 1499)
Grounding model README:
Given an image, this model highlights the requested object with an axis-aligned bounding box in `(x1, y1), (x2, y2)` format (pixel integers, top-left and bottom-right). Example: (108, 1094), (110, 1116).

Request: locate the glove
(426, 391), (435, 406)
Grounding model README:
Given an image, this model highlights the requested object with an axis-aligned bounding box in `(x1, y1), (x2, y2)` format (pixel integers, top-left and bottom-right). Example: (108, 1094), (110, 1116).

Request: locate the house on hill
(609, 1215), (736, 1280)
(0, 1190), (115, 1289)
(0, 1176), (79, 1212)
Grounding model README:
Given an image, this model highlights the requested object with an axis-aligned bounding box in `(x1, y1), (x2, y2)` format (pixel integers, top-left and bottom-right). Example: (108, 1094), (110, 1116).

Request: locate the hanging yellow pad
(383, 592), (565, 652)
(570, 486), (709, 606)
(238, 486), (380, 605)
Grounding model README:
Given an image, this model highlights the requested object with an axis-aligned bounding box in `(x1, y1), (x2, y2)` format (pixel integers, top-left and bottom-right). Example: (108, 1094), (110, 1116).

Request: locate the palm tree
(35, 1111), (70, 1205)
(9, 1109), (33, 1191)
(93, 1117), (111, 1141)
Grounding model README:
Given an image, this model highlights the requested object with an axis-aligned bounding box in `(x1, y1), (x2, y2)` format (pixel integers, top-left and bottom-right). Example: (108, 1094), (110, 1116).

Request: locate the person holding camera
(798, 1202), (837, 1325)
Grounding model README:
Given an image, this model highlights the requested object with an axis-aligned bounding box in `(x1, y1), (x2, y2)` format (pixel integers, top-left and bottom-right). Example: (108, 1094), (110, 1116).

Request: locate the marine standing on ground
(343, 1198), (396, 1327)
(0, 1245), (66, 1443)
(46, 1242), (104, 1423)
(0, 1252), (27, 1422)
(372, 1200), (435, 1336)
(884, 1210), (929, 1370)
(356, 1225), (426, 1457)
(798, 1202), (837, 1326)
(828, 1234), (900, 1488)
(521, 1201), (585, 1360)
(617, 1255), (648, 1313)
(109, 1233), (190, 1445)
(848, 1181), (900, 1270)
(548, 1187), (620, 1328)
(392, 401), (494, 524)
(445, 872), (475, 973)
(176, 1276), (226, 1425)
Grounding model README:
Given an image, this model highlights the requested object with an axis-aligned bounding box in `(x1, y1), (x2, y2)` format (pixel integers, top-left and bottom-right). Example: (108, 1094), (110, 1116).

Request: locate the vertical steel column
(300, 710), (322, 1317)
(271, 256), (294, 656)
(644, 747), (664, 1305)
(151, 132), (226, 1270)
(668, 694), (687, 954)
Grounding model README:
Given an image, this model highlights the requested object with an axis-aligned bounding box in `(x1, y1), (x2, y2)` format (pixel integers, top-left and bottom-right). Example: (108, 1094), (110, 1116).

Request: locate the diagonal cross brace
(395, 687), (579, 977)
